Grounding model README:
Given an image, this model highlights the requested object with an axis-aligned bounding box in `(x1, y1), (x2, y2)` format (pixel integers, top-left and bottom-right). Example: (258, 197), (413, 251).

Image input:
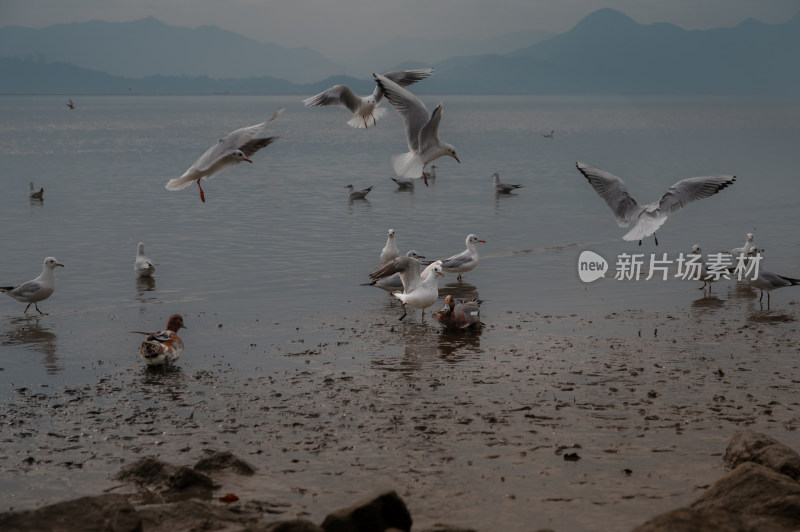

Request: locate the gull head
(45, 257), (64, 269)
(690, 244), (701, 255)
(387, 229), (395, 238)
(233, 150), (253, 163)
(746, 233), (754, 242)
(407, 250), (424, 259)
(444, 144), (460, 163)
(467, 234), (486, 245)
(431, 263), (444, 278)
(491, 172), (500, 183)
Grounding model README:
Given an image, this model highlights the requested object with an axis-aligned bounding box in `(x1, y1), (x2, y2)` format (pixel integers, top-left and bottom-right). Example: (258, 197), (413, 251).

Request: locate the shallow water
(1, 94), (799, 530)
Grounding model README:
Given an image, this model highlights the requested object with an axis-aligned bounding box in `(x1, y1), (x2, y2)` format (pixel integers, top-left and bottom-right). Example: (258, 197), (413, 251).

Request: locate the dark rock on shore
(633, 430), (800, 532)
(114, 456), (219, 501)
(321, 490), (412, 532)
(0, 494), (139, 532)
(194, 450), (257, 476)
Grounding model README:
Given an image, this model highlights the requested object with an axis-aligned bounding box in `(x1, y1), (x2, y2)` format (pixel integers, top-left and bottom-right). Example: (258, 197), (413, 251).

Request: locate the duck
(436, 295), (483, 330)
(137, 314), (186, 366)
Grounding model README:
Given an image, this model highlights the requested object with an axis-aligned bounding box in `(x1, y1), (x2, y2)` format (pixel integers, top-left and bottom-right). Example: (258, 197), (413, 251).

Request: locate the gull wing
(373, 68), (435, 103)
(576, 162), (639, 227)
(303, 85), (362, 114)
(657, 175), (736, 215)
(192, 108), (284, 172)
(369, 255), (423, 293)
(373, 73), (430, 152)
(418, 103), (444, 154)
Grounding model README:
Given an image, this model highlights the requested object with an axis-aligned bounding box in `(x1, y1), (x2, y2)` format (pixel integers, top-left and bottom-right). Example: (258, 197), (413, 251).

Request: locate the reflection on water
(29, 198), (44, 207)
(439, 281), (480, 301)
(690, 295), (725, 310)
(437, 327), (482, 360)
(135, 276), (157, 300)
(1, 318), (60, 374)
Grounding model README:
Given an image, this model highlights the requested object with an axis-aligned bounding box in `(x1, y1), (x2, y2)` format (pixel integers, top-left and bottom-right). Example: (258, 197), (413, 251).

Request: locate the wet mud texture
(1, 305), (799, 532)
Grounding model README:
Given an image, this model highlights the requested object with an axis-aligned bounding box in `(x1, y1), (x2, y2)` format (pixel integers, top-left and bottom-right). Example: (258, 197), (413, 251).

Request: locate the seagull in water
(166, 108), (283, 203)
(134, 242), (155, 277)
(1, 257), (64, 315)
(441, 234), (485, 281)
(436, 295), (483, 330)
(731, 232), (758, 258)
(576, 162), (736, 246)
(28, 182), (44, 200)
(135, 314), (186, 367)
(370, 254), (444, 320)
(380, 229), (400, 264)
(391, 176), (415, 189)
(345, 184), (372, 201)
(373, 73), (459, 185)
(303, 68), (434, 129)
(746, 253), (800, 309)
(688, 245), (718, 294)
(492, 172), (523, 193)
(542, 130), (554, 139)
(66, 99), (75, 110)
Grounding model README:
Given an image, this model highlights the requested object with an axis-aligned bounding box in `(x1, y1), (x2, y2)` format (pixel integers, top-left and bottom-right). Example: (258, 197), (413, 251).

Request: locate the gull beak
(478, 240), (486, 243)
(437, 271), (444, 278)
(56, 263), (64, 267)
(244, 157), (253, 163)
(453, 154), (461, 163)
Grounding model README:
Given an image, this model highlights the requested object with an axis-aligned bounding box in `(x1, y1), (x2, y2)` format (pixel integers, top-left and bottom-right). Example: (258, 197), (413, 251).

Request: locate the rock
(321, 490), (412, 532)
(631, 507), (755, 531)
(724, 430), (800, 480)
(690, 461), (800, 529)
(114, 456), (218, 497)
(137, 499), (261, 532)
(194, 450), (256, 475)
(0, 494), (140, 532)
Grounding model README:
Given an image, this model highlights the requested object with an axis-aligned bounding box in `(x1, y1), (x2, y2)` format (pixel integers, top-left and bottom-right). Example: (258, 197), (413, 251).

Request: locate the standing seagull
(28, 182), (44, 200)
(136, 314), (186, 367)
(373, 73), (459, 185)
(134, 242), (155, 278)
(380, 229), (400, 264)
(370, 254), (444, 320)
(166, 108), (283, 203)
(1, 257), (64, 315)
(441, 234), (485, 281)
(303, 68), (434, 129)
(748, 265), (800, 309)
(492, 172), (523, 193)
(731, 232), (757, 258)
(576, 162), (736, 245)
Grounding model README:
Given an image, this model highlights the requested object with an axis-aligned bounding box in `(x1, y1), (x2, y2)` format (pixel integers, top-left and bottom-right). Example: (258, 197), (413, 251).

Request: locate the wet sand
(1, 286), (799, 532)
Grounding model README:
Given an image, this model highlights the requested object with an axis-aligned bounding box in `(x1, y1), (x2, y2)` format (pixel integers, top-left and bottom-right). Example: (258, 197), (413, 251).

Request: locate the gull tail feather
(347, 107), (387, 128)
(165, 175), (199, 191)
(392, 152), (424, 179)
(622, 215), (668, 242)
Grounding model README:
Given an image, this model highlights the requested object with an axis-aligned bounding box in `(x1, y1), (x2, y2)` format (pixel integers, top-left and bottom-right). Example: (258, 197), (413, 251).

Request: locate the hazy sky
(3, 0), (799, 61)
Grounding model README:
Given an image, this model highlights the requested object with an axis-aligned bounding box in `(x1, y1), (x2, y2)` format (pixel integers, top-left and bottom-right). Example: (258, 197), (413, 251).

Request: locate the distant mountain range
(1, 9), (798, 95)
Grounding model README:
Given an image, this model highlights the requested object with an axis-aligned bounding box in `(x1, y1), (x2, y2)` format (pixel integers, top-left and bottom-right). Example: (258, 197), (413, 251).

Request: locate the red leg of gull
(197, 179), (206, 203)
(35, 303), (45, 315)
(422, 169), (429, 187)
(24, 302), (32, 314)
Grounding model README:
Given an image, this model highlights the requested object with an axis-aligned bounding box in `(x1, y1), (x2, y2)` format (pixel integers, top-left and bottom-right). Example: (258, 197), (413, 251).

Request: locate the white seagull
(441, 234), (485, 281)
(688, 244), (717, 294)
(380, 229), (400, 264)
(373, 73), (459, 185)
(492, 172), (523, 193)
(28, 182), (44, 200)
(303, 68), (434, 129)
(345, 184), (372, 201)
(576, 162), (736, 245)
(369, 254), (444, 320)
(1, 257), (64, 315)
(748, 264), (800, 309)
(134, 242), (155, 277)
(166, 108), (283, 203)
(731, 232), (758, 258)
